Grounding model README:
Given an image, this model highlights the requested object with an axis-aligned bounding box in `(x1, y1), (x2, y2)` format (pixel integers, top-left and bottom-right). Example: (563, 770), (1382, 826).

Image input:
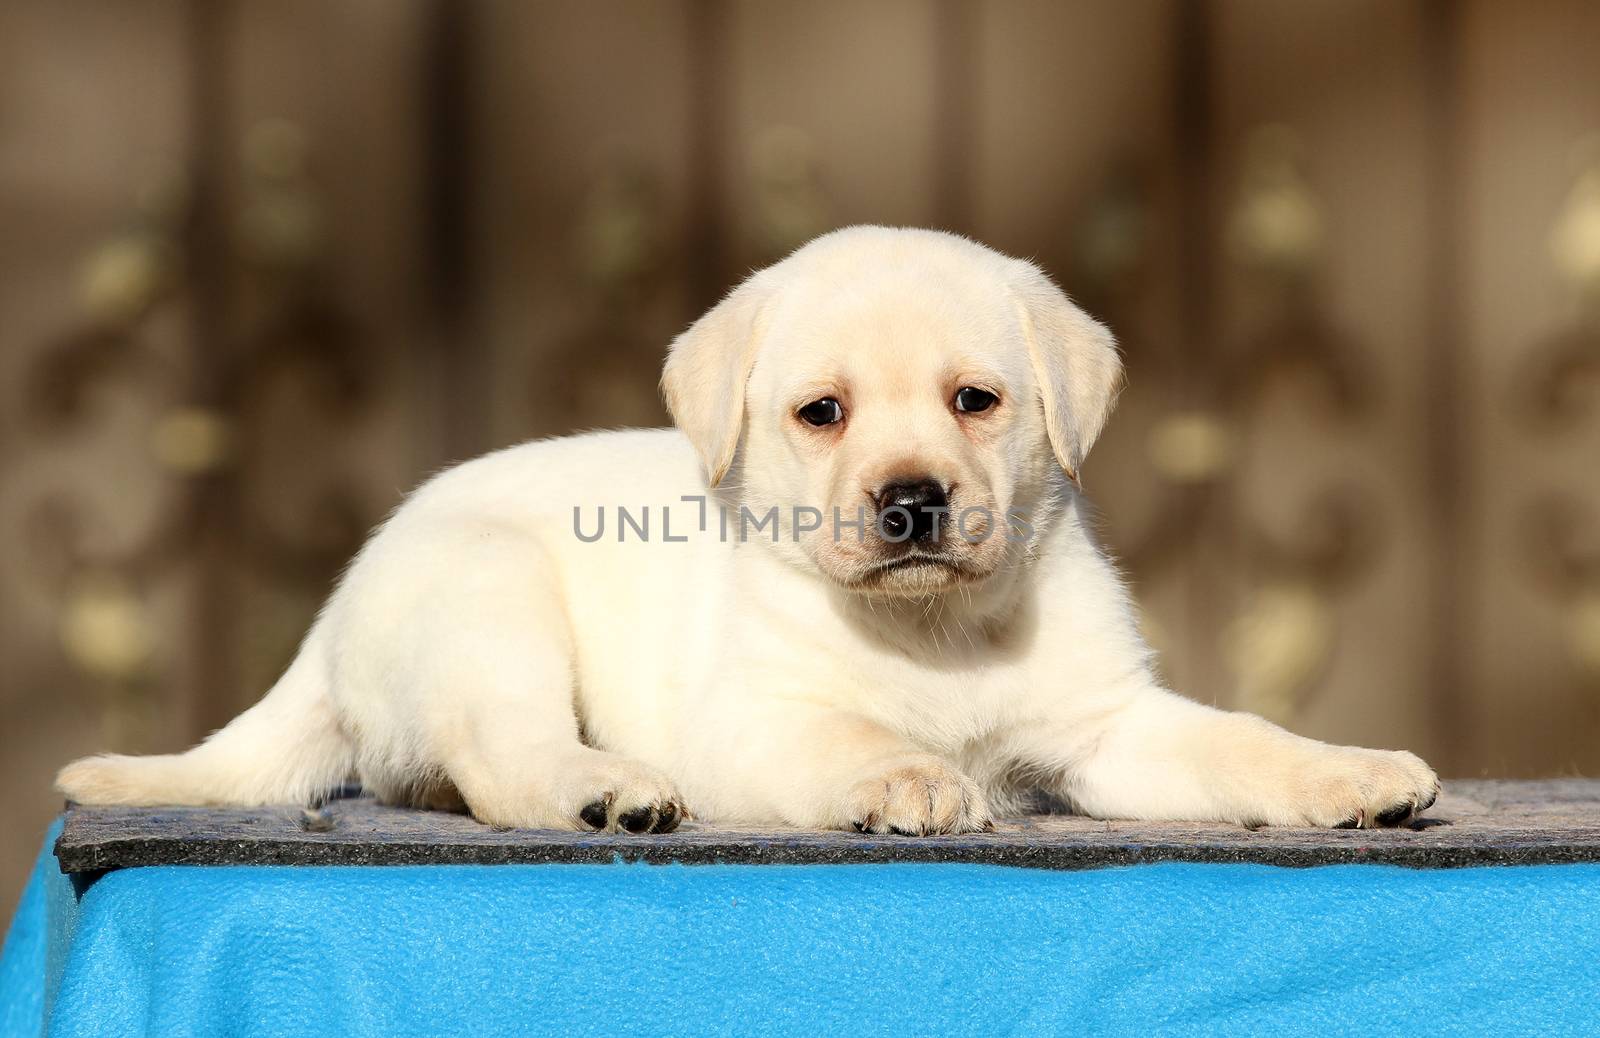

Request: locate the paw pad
(1374, 802), (1415, 827)
(578, 794), (685, 834)
(579, 798), (610, 830)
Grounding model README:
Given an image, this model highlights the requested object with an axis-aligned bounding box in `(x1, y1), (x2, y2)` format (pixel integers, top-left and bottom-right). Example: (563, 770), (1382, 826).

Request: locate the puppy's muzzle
(875, 479), (949, 544)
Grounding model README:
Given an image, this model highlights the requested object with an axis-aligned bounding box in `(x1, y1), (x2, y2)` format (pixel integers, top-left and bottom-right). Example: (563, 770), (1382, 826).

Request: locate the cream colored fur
(58, 227), (1438, 834)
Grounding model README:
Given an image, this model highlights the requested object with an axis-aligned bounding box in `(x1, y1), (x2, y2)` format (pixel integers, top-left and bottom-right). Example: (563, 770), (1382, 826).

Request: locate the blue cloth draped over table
(3, 819), (1599, 1037)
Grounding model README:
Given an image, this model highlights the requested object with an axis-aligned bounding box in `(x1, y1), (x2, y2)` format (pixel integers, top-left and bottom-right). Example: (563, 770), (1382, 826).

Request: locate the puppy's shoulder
(409, 428), (703, 510)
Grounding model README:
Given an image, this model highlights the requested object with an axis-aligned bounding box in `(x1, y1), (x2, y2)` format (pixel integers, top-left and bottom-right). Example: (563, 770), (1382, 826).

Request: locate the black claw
(579, 800), (609, 830)
(887, 824), (918, 837)
(1418, 788), (1439, 812)
(1375, 802), (1414, 827)
(655, 801), (681, 833)
(619, 806), (656, 834)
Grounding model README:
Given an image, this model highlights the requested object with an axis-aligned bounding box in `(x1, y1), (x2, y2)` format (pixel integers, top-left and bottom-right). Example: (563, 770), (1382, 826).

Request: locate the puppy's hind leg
(413, 567), (683, 834)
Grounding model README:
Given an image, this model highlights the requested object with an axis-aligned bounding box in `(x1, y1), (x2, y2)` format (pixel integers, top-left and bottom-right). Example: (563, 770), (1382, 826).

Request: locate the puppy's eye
(954, 387), (998, 413)
(798, 397), (844, 427)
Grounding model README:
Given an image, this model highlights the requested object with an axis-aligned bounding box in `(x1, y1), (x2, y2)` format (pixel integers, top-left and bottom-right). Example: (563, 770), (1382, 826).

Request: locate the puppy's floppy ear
(1008, 262), (1124, 482)
(661, 274), (773, 487)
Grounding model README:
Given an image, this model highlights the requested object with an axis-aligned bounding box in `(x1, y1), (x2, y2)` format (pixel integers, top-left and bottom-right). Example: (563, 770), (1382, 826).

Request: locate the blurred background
(3, 0), (1600, 908)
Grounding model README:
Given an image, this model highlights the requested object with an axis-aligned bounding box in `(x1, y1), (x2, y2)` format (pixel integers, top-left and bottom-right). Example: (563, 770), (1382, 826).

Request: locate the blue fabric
(4, 824), (1599, 1038)
(0, 821), (58, 1038)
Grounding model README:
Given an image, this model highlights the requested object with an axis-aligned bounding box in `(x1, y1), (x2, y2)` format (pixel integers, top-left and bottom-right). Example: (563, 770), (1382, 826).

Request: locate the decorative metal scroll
(1518, 144), (1600, 679)
(1078, 125), (1381, 721)
(18, 118), (370, 743)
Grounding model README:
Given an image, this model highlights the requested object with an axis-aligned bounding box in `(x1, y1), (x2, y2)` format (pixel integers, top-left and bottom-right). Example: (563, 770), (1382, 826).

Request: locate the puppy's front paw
(564, 754), (686, 834)
(576, 790), (685, 835)
(1295, 747), (1440, 829)
(470, 749), (686, 834)
(846, 756), (992, 835)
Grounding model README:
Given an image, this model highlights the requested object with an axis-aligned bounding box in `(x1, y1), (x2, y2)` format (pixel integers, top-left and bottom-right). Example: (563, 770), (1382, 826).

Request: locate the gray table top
(54, 779), (1600, 873)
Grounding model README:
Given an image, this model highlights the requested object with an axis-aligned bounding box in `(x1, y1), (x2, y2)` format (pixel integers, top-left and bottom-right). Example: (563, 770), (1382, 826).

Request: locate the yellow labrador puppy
(59, 226), (1438, 835)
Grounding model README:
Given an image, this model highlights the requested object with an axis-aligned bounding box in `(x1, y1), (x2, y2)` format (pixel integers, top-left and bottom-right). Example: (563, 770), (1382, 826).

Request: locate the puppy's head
(662, 226), (1121, 598)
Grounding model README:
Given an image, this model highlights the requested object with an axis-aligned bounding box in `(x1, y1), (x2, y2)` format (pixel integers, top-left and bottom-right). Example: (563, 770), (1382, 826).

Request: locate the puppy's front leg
(1025, 687), (1439, 829)
(727, 705), (992, 834)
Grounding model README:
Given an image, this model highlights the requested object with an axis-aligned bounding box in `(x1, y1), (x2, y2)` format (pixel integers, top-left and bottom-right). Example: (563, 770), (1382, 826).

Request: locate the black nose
(875, 479), (949, 543)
